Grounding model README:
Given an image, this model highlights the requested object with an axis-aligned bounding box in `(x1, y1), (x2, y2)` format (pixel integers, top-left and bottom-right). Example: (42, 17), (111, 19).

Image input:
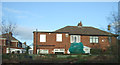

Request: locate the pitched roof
(0, 33), (18, 40)
(55, 26), (117, 36)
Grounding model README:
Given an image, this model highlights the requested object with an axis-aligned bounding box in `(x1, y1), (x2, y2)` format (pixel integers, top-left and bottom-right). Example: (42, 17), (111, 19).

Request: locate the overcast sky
(2, 2), (118, 47)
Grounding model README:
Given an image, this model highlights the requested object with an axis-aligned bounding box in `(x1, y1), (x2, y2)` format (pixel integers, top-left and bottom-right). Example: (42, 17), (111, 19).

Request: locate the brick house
(33, 22), (118, 54)
(0, 32), (27, 54)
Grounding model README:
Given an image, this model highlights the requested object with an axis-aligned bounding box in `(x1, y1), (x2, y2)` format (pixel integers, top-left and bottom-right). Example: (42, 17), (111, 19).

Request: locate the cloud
(15, 25), (34, 40)
(3, 7), (43, 19)
(4, 7), (24, 14)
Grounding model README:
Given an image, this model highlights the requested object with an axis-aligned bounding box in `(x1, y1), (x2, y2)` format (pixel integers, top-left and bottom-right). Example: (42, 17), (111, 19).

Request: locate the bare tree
(107, 11), (119, 62)
(0, 18), (17, 53)
(107, 12), (120, 35)
(0, 19), (16, 34)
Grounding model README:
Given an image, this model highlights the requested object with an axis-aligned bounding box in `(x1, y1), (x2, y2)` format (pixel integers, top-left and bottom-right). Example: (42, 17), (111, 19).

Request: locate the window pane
(90, 39), (93, 43)
(73, 36), (75, 42)
(78, 36), (80, 42)
(60, 49), (64, 51)
(93, 39), (95, 43)
(96, 39), (98, 43)
(56, 34), (62, 42)
(40, 34), (46, 42)
(40, 49), (48, 54)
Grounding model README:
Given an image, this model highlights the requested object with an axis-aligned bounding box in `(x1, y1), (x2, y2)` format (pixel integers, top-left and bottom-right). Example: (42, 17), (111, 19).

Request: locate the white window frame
(40, 49), (48, 54)
(40, 34), (46, 42)
(70, 35), (81, 43)
(56, 34), (62, 42)
(53, 49), (65, 53)
(90, 36), (99, 43)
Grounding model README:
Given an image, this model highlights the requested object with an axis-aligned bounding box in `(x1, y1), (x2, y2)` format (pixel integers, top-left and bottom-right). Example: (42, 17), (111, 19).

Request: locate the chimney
(9, 32), (13, 36)
(77, 21), (82, 27)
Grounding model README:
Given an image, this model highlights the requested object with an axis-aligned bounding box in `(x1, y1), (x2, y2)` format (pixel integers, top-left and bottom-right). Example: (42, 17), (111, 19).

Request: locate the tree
(107, 11), (119, 62)
(25, 46), (30, 54)
(0, 19), (16, 34)
(0, 18), (17, 53)
(107, 12), (120, 35)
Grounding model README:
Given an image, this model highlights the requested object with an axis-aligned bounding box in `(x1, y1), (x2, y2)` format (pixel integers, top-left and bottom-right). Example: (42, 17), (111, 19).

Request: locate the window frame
(90, 36), (99, 43)
(70, 35), (81, 43)
(39, 49), (49, 54)
(56, 34), (62, 42)
(40, 34), (46, 42)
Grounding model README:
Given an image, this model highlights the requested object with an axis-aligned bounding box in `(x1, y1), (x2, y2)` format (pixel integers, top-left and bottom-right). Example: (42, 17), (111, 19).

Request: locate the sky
(1, 2), (118, 48)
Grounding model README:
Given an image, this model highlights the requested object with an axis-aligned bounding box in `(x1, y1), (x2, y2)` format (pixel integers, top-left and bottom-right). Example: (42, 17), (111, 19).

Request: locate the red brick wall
(33, 32), (70, 54)
(33, 32), (118, 54)
(0, 39), (20, 53)
(11, 42), (17, 47)
(81, 36), (117, 50)
(111, 37), (117, 45)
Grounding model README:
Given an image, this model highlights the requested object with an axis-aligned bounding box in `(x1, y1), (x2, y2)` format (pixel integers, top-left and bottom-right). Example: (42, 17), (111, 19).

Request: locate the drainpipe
(108, 24), (112, 55)
(36, 29), (38, 54)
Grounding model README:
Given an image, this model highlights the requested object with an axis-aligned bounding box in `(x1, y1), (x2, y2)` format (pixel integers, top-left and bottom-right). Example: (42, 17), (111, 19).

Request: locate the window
(54, 49), (65, 52)
(65, 34), (68, 37)
(56, 34), (62, 42)
(40, 49), (48, 54)
(90, 36), (99, 43)
(40, 34), (46, 42)
(70, 35), (80, 43)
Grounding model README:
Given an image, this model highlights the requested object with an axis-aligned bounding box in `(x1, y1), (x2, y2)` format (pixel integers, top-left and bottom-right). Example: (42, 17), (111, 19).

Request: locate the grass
(2, 53), (119, 63)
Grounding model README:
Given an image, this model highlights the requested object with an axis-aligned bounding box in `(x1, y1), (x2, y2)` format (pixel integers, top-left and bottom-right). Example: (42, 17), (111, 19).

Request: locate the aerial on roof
(55, 26), (117, 36)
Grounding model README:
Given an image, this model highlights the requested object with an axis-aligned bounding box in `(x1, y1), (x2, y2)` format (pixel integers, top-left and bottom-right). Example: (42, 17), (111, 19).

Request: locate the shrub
(90, 48), (102, 55)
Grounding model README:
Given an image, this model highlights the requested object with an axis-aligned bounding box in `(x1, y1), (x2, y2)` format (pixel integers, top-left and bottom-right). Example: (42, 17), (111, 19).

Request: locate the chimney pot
(77, 21), (82, 26)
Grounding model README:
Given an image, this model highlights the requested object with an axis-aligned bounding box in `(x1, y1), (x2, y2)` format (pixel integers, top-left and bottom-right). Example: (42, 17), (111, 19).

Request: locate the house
(0, 32), (27, 54)
(33, 22), (118, 54)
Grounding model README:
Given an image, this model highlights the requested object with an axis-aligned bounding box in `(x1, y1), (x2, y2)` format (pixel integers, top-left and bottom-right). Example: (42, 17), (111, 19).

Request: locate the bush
(90, 48), (102, 54)
(2, 54), (34, 61)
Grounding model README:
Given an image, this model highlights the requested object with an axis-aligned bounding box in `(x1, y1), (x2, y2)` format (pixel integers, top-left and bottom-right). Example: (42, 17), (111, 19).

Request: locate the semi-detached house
(33, 22), (118, 54)
(0, 32), (27, 54)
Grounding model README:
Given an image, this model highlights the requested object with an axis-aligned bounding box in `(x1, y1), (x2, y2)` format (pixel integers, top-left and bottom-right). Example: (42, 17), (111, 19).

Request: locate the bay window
(70, 35), (80, 43)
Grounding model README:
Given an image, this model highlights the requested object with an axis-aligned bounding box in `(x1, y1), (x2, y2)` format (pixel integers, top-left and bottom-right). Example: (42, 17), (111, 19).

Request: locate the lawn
(2, 54), (118, 63)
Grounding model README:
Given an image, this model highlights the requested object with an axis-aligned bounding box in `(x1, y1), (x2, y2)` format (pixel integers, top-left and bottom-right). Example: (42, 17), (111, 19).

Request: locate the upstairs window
(90, 36), (99, 43)
(56, 34), (62, 42)
(40, 34), (46, 42)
